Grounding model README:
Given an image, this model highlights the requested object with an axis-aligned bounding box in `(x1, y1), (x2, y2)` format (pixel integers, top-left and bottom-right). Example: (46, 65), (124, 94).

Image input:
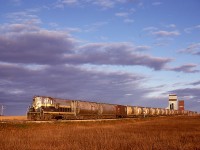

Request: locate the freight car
(27, 96), (197, 121)
(27, 96), (127, 120)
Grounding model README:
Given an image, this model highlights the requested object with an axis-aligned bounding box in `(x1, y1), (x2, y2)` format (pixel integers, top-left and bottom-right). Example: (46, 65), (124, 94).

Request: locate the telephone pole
(1, 105), (5, 116)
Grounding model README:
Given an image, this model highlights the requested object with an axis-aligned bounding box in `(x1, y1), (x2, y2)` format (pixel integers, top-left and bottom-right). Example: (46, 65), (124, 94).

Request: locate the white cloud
(124, 18), (134, 23)
(152, 2), (162, 6)
(6, 11), (41, 25)
(55, 0), (138, 9)
(125, 93), (133, 96)
(195, 25), (200, 29)
(115, 12), (129, 17)
(62, 0), (78, 4)
(167, 24), (176, 28)
(179, 43), (200, 55)
(143, 26), (158, 31)
(65, 27), (82, 33)
(152, 30), (180, 37)
(0, 22), (172, 71)
(167, 64), (199, 73)
(143, 25), (180, 37)
(55, 0), (79, 8)
(0, 61), (156, 115)
(184, 25), (200, 33)
(93, 0), (115, 8)
(115, 10), (134, 23)
(83, 21), (108, 32)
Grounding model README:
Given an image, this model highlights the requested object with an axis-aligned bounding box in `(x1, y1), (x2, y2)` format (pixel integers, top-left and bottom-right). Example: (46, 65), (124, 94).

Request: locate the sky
(0, 0), (200, 115)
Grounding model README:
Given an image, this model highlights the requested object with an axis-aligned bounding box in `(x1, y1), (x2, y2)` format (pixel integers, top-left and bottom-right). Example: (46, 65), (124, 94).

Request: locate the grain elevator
(167, 94), (185, 111)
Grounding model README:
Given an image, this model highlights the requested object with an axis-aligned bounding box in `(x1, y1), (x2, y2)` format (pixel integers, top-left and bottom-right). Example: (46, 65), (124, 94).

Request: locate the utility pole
(1, 105), (5, 116)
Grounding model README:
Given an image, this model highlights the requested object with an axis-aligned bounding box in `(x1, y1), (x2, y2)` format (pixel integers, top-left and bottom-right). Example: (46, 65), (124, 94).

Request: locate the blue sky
(0, 0), (200, 115)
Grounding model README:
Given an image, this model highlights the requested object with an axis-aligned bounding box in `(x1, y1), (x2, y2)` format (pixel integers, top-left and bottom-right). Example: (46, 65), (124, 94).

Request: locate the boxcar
(116, 105), (127, 118)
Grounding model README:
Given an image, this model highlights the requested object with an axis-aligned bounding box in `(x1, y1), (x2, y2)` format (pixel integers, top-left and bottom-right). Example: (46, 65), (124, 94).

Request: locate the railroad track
(1, 115), (193, 124)
(0, 118), (128, 123)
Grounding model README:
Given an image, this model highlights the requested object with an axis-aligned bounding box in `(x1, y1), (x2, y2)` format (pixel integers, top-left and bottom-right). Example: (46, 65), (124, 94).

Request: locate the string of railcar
(27, 96), (198, 121)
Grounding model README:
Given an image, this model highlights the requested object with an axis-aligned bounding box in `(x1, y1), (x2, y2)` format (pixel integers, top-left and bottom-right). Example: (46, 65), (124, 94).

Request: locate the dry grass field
(0, 116), (27, 121)
(0, 116), (200, 150)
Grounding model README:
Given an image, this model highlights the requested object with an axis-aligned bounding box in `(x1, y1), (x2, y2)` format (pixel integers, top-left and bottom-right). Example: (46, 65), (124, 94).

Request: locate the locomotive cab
(33, 96), (54, 111)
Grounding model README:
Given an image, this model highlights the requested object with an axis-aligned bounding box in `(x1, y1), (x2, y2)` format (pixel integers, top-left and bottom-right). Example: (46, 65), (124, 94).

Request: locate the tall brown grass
(0, 116), (200, 150)
(0, 116), (27, 121)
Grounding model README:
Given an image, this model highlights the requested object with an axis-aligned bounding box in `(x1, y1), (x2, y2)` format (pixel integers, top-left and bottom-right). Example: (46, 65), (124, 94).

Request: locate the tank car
(127, 106), (143, 117)
(160, 108), (165, 115)
(99, 103), (116, 119)
(149, 108), (156, 116)
(75, 101), (99, 119)
(170, 110), (174, 115)
(155, 108), (161, 116)
(142, 107), (150, 116)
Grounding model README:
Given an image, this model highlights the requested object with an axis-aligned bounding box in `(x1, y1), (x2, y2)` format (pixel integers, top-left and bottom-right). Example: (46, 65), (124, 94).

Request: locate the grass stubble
(0, 116), (200, 150)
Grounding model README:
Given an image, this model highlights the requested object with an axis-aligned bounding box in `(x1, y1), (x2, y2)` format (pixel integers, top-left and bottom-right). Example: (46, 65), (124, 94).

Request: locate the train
(27, 96), (198, 121)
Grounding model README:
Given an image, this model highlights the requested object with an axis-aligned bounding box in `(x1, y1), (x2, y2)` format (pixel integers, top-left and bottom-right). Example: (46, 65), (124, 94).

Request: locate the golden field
(0, 116), (27, 121)
(0, 116), (200, 150)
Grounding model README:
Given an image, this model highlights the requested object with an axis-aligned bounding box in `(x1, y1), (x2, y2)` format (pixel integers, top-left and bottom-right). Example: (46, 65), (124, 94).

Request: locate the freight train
(27, 96), (198, 121)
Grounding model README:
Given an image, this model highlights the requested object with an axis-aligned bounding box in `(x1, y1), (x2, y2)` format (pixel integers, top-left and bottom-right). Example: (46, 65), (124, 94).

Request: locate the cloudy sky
(0, 0), (200, 115)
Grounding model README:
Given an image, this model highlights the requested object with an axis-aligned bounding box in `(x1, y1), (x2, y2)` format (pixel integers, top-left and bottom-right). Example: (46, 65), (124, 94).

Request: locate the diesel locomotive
(27, 96), (197, 121)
